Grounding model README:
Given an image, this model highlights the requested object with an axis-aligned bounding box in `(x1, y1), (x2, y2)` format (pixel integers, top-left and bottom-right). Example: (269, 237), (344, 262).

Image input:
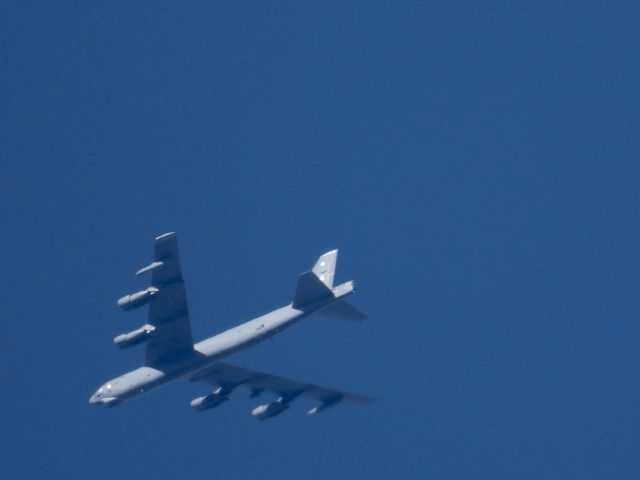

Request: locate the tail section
(293, 250), (366, 320)
(312, 249), (338, 288)
(293, 249), (339, 308)
(293, 271), (334, 308)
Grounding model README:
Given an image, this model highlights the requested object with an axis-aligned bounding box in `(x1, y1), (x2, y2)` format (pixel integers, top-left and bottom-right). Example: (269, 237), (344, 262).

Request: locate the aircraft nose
(89, 393), (98, 405)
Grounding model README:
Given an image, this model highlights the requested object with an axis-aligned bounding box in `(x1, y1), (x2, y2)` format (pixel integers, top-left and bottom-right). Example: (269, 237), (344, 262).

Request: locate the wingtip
(155, 232), (176, 241)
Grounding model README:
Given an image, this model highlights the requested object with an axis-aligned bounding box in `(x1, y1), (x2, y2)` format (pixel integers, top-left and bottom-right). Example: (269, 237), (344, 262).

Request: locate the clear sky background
(1, 2), (638, 479)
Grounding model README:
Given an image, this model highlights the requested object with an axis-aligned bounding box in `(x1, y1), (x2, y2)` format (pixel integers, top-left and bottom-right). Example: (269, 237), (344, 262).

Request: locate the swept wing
(144, 232), (194, 365)
(189, 362), (373, 407)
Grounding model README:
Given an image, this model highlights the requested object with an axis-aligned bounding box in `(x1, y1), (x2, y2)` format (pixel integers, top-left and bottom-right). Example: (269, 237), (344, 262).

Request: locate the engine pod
(252, 398), (290, 420)
(113, 324), (156, 349)
(117, 287), (159, 311)
(190, 393), (229, 412)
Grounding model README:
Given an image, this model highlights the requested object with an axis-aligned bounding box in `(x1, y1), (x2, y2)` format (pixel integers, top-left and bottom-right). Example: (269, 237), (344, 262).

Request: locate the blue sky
(1, 2), (638, 479)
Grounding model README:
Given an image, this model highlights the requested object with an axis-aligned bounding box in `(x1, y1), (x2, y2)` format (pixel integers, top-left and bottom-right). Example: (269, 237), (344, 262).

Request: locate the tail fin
(292, 250), (366, 322)
(293, 250), (338, 308)
(312, 249), (338, 288)
(293, 271), (334, 308)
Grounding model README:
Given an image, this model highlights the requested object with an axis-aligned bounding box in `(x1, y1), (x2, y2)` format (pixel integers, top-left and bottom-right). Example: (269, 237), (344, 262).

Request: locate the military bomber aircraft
(90, 232), (372, 419)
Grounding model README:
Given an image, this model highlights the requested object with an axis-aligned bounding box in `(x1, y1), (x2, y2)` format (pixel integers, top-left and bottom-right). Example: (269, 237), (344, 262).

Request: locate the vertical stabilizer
(293, 271), (334, 308)
(293, 250), (338, 308)
(312, 249), (338, 288)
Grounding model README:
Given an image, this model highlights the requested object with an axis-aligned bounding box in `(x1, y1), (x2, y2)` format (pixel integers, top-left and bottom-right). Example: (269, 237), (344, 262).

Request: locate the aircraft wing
(144, 232), (194, 365)
(189, 362), (374, 406)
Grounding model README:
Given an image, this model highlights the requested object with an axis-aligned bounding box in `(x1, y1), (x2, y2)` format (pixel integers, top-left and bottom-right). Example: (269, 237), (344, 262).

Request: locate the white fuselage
(89, 293), (345, 406)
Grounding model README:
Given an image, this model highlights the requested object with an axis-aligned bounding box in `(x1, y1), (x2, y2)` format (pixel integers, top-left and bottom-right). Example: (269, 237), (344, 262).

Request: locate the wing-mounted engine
(251, 390), (304, 420)
(306, 395), (343, 415)
(117, 287), (159, 311)
(113, 324), (156, 349)
(190, 386), (234, 412)
(251, 397), (290, 420)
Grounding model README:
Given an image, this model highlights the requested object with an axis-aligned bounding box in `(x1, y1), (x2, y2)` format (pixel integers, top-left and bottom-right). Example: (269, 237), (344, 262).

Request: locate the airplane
(89, 232), (373, 419)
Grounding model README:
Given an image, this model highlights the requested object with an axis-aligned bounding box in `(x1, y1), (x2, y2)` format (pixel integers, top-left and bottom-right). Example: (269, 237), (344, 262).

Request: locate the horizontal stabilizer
(317, 300), (367, 321)
(293, 271), (334, 308)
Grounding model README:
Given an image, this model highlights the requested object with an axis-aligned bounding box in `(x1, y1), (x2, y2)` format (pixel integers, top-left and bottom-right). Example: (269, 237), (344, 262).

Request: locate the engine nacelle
(307, 396), (342, 415)
(251, 398), (289, 420)
(117, 287), (159, 311)
(191, 393), (229, 412)
(113, 324), (155, 349)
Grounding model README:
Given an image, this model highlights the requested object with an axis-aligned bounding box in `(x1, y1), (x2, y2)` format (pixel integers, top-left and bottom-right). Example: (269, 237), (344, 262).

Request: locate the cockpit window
(107, 383), (112, 390)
